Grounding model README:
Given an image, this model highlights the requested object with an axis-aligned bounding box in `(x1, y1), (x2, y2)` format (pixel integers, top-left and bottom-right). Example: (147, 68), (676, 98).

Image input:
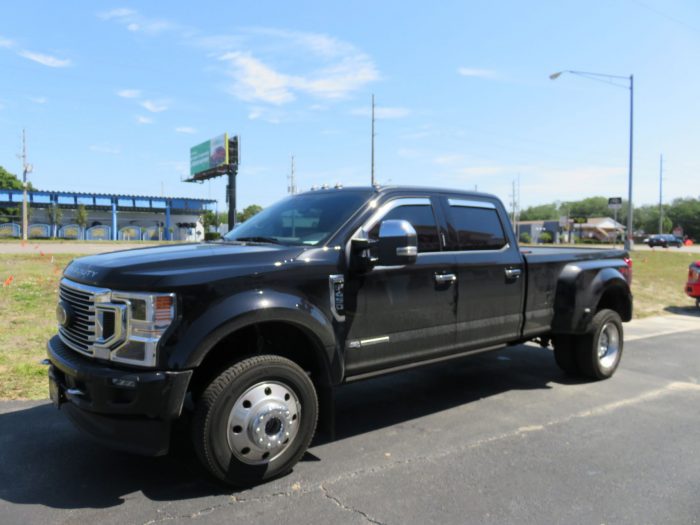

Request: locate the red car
(686, 261), (700, 309)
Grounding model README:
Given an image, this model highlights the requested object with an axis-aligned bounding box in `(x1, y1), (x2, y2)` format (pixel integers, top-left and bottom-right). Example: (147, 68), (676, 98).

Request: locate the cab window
(369, 204), (441, 253)
(448, 205), (507, 251)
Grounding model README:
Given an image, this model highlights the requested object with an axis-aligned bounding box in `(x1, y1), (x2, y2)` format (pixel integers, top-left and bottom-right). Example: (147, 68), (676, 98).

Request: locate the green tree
(519, 203), (560, 221)
(202, 210), (217, 231)
(565, 196), (611, 219)
(49, 204), (63, 238)
(236, 204), (263, 223)
(0, 166), (21, 223)
(539, 231), (553, 243)
(49, 203), (63, 227)
(75, 205), (89, 239)
(0, 165), (37, 224)
(202, 210), (229, 230)
(667, 197), (700, 240)
(0, 166), (23, 190)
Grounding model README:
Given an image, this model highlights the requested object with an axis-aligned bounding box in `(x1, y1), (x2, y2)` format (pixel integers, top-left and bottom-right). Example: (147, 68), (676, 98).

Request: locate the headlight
(110, 291), (176, 367)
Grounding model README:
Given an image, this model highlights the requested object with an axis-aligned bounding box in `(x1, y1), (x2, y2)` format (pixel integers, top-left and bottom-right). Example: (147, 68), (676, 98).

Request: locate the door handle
(505, 268), (522, 280)
(434, 273), (457, 284)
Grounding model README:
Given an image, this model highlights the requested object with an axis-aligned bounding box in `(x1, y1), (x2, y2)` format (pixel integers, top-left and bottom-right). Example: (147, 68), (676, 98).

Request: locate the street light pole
(550, 70), (635, 251)
(627, 74), (634, 251)
(658, 154), (663, 234)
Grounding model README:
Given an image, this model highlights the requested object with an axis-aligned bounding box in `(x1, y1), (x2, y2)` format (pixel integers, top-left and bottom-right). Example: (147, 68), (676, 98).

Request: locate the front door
(343, 197), (458, 376)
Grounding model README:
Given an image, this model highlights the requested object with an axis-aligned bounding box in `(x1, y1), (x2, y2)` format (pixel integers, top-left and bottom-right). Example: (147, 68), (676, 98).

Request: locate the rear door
(442, 197), (525, 349)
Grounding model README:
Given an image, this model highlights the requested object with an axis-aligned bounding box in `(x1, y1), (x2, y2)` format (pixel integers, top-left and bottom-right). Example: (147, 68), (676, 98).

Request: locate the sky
(1, 0), (699, 214)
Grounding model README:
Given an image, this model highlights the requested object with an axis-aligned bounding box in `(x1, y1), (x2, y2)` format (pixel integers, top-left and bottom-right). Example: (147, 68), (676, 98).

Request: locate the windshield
(224, 190), (372, 246)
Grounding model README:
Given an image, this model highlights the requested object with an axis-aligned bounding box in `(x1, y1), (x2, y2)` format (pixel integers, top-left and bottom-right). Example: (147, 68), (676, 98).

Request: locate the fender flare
(166, 289), (339, 385)
(552, 263), (631, 334)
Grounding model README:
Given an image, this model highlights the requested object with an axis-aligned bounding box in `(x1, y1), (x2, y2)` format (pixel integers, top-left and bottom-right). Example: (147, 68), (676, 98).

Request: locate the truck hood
(63, 242), (308, 290)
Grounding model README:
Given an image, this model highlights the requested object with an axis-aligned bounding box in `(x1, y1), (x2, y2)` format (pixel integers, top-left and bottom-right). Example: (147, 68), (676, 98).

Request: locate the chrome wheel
(597, 322), (620, 370)
(226, 381), (300, 465)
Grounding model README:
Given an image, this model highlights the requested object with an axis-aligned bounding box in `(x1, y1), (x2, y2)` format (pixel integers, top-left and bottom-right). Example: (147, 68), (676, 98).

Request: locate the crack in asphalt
(320, 483), (385, 525)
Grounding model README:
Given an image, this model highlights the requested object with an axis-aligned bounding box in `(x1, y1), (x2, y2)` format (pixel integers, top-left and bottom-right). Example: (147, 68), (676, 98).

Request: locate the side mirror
(376, 220), (417, 266)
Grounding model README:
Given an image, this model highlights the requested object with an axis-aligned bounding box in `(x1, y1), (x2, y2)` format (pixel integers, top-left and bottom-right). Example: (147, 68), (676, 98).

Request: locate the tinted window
(448, 206), (507, 250)
(369, 204), (440, 253)
(225, 191), (371, 246)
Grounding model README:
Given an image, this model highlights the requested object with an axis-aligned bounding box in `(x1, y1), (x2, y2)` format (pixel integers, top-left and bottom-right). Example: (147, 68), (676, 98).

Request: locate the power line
(630, 0), (700, 36)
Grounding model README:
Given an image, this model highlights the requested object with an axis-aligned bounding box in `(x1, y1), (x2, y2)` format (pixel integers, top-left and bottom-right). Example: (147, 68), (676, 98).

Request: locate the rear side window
(448, 205), (507, 251)
(369, 204), (441, 253)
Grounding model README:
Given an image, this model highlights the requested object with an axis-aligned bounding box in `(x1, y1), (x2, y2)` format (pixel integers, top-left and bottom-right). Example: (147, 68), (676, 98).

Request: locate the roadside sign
(608, 197), (623, 210)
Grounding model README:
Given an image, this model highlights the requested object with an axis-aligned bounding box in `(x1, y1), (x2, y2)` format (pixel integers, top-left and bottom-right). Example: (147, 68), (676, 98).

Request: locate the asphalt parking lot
(1, 313), (699, 525)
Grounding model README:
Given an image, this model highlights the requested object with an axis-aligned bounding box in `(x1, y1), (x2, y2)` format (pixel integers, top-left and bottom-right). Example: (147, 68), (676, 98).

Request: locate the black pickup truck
(47, 186), (633, 486)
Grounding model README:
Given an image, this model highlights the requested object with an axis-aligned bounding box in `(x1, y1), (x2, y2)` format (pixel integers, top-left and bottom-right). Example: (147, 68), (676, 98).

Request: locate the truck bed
(519, 246), (629, 338)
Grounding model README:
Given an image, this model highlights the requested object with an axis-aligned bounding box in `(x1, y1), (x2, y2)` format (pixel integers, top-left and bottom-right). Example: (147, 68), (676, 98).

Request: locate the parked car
(647, 234), (683, 248)
(686, 261), (700, 309)
(47, 186), (633, 486)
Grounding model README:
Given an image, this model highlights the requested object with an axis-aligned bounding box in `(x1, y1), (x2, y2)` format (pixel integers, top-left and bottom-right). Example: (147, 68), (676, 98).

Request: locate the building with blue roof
(0, 189), (217, 241)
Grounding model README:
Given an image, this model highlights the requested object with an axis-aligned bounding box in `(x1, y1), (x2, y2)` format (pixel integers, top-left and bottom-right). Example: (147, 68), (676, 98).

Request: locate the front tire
(575, 309), (624, 380)
(192, 355), (318, 487)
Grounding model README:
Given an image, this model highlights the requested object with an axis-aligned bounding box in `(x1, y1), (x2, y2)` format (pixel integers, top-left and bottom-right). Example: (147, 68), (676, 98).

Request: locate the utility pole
(658, 154), (664, 234)
(20, 129), (32, 241)
(371, 94), (375, 186)
(288, 155), (297, 195)
(511, 178), (517, 227)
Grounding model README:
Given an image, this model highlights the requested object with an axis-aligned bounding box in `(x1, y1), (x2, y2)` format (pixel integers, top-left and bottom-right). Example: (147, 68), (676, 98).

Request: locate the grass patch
(0, 253), (75, 399)
(630, 250), (698, 317)
(0, 250), (698, 400)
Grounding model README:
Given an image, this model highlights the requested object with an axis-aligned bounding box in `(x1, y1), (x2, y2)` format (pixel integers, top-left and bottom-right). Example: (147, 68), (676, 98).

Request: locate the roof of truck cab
(299, 185), (501, 201)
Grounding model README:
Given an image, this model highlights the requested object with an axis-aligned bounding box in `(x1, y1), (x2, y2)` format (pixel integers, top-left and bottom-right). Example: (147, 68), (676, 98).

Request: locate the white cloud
(246, 107), (282, 124)
(18, 50), (71, 68)
(218, 31), (378, 104)
(141, 99), (168, 112)
(90, 144), (121, 154)
(351, 106), (411, 119)
(457, 67), (497, 79)
(221, 52), (295, 105)
(0, 36), (14, 48)
(437, 163), (625, 207)
(433, 154), (464, 166)
(98, 8), (137, 20)
(100, 15), (379, 107)
(175, 126), (196, 134)
(136, 115), (153, 124)
(28, 96), (48, 104)
(98, 8), (175, 35)
(117, 89), (141, 98)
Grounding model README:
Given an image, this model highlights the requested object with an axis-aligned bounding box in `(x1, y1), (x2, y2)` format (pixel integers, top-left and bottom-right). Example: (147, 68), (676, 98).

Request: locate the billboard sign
(190, 133), (229, 176)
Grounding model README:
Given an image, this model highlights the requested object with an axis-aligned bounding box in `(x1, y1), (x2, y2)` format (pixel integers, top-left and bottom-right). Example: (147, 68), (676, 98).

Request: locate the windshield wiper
(233, 236), (284, 245)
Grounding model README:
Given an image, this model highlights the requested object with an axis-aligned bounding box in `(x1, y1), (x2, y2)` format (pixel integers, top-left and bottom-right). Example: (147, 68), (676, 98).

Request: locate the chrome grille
(58, 279), (104, 357)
